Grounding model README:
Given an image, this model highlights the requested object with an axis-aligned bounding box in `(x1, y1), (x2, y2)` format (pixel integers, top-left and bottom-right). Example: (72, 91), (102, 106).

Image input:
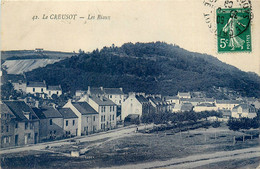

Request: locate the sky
(1, 0), (260, 75)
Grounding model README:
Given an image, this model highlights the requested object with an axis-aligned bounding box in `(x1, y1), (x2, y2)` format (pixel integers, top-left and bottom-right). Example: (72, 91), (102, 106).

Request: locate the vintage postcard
(0, 0), (260, 168)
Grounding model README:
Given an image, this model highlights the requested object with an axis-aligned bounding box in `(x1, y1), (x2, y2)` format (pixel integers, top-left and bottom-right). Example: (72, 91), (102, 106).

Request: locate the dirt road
(107, 146), (260, 169)
(0, 124), (151, 155)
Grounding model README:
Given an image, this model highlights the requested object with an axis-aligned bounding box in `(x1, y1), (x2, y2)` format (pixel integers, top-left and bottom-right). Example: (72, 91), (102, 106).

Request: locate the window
(50, 119), (53, 125)
(15, 123), (18, 128)
(110, 115), (111, 121)
(113, 115), (114, 121)
(25, 122), (28, 130)
(6, 125), (9, 132)
(113, 106), (115, 111)
(33, 88), (35, 92)
(73, 120), (75, 126)
(50, 131), (52, 135)
(54, 130), (56, 134)
(93, 116), (95, 121)
(110, 106), (112, 112)
(57, 91), (59, 95)
(119, 100), (121, 104)
(66, 120), (68, 126)
(1, 126), (4, 133)
(104, 106), (106, 112)
(28, 133), (31, 139)
(41, 88), (43, 92)
(101, 115), (103, 122)
(104, 115), (106, 121)
(110, 95), (112, 98)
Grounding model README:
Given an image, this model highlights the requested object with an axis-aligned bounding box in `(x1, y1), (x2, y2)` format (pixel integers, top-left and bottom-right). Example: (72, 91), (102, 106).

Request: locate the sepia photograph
(0, 0), (260, 168)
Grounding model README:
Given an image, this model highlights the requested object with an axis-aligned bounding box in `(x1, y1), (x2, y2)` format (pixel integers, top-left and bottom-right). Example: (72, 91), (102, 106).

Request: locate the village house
(0, 102), (16, 148)
(87, 95), (117, 130)
(57, 108), (78, 137)
(75, 90), (87, 99)
(26, 81), (47, 98)
(7, 74), (27, 94)
(86, 86), (127, 121)
(215, 100), (241, 110)
(177, 92), (191, 99)
(193, 103), (218, 112)
(2, 100), (40, 147)
(47, 85), (62, 98)
(231, 104), (257, 119)
(87, 86), (105, 97)
(63, 100), (99, 136)
(164, 96), (180, 104)
(171, 103), (193, 113)
(32, 106), (64, 141)
(121, 93), (150, 121)
(148, 96), (169, 113)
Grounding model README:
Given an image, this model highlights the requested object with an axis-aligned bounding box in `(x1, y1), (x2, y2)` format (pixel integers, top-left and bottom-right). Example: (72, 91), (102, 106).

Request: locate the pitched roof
(196, 103), (216, 107)
(148, 97), (162, 105)
(72, 102), (98, 115)
(204, 98), (215, 102)
(104, 88), (124, 95)
(216, 100), (241, 104)
(165, 96), (179, 100)
(178, 92), (191, 97)
(136, 95), (149, 103)
(3, 101), (39, 121)
(89, 95), (116, 106)
(0, 102), (15, 118)
(47, 85), (61, 91)
(89, 87), (104, 95)
(33, 106), (62, 119)
(27, 81), (46, 88)
(58, 108), (78, 119)
(232, 104), (256, 113)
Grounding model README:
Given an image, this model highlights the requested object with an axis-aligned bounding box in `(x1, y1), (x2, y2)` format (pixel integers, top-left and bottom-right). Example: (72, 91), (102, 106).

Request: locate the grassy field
(0, 125), (259, 169)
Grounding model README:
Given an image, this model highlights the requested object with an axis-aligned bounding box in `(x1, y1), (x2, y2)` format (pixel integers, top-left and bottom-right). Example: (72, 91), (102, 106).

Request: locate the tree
(1, 82), (20, 100)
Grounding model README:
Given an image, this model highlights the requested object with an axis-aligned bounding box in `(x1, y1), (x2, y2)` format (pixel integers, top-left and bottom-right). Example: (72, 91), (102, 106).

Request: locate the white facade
(88, 97), (117, 130)
(232, 104), (257, 119)
(47, 90), (62, 97)
(63, 118), (78, 136)
(105, 94), (127, 105)
(26, 86), (47, 94)
(193, 105), (218, 112)
(121, 94), (142, 120)
(63, 101), (99, 136)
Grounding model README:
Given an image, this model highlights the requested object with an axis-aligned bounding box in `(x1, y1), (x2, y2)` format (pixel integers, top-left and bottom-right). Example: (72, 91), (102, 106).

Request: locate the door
(15, 135), (18, 146)
(34, 133), (38, 144)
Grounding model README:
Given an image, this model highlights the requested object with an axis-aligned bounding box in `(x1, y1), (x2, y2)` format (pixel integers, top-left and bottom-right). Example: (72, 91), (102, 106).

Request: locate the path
(107, 147), (260, 169)
(0, 124), (152, 155)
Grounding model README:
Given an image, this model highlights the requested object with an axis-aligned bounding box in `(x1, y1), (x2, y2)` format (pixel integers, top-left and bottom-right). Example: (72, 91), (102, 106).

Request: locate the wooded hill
(25, 42), (260, 98)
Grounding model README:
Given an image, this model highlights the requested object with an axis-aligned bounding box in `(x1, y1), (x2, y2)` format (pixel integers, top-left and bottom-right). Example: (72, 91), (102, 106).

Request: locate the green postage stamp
(217, 8), (251, 52)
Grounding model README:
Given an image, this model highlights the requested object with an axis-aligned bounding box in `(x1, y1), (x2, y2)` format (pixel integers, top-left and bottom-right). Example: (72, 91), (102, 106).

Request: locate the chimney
(119, 87), (123, 92)
(87, 86), (91, 95)
(100, 86), (103, 91)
